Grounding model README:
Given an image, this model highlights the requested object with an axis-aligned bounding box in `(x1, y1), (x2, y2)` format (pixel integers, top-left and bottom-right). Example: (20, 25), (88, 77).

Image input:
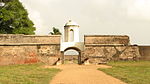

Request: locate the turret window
(70, 29), (74, 42)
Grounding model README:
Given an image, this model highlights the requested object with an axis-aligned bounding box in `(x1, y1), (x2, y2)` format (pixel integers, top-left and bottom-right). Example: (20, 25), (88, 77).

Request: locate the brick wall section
(0, 45), (38, 65)
(23, 35), (60, 44)
(0, 44), (61, 66)
(0, 34), (61, 65)
(84, 35), (130, 45)
(0, 34), (24, 43)
(0, 34), (60, 44)
(84, 35), (141, 64)
(84, 45), (141, 63)
(139, 46), (150, 60)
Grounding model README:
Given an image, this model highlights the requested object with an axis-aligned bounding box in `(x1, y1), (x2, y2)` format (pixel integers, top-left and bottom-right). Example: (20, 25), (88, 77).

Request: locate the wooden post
(61, 51), (64, 64)
(78, 51), (82, 65)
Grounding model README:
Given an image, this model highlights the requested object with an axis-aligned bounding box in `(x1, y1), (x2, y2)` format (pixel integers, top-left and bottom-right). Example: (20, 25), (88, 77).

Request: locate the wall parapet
(0, 43), (60, 46)
(24, 35), (61, 37)
(0, 34), (61, 44)
(84, 35), (130, 45)
(84, 35), (129, 37)
(85, 44), (138, 47)
(139, 46), (150, 60)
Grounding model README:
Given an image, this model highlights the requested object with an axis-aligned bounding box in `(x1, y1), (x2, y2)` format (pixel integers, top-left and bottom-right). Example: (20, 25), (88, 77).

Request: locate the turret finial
(69, 20), (72, 22)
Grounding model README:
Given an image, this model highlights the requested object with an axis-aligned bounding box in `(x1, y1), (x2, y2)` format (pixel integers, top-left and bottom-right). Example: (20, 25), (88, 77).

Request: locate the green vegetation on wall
(0, 0), (36, 34)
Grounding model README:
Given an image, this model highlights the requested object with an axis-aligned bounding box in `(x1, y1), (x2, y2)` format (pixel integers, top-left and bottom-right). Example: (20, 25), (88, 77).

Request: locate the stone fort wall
(84, 35), (141, 64)
(0, 34), (144, 65)
(0, 34), (60, 44)
(84, 35), (130, 45)
(0, 34), (61, 65)
(139, 46), (150, 60)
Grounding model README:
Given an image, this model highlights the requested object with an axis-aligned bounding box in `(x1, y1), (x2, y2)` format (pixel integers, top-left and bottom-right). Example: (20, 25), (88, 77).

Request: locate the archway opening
(64, 49), (79, 64)
(62, 47), (82, 64)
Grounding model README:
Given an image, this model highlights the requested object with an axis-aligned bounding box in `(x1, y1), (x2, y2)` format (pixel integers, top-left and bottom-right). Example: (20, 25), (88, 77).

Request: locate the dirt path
(48, 64), (126, 84)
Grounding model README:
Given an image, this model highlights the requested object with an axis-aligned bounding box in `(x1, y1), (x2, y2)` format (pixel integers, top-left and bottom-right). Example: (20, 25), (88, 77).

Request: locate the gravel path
(48, 64), (126, 84)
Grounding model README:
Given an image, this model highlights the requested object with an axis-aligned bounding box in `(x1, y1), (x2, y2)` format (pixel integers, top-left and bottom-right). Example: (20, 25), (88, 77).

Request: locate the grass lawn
(98, 61), (150, 84)
(0, 63), (60, 84)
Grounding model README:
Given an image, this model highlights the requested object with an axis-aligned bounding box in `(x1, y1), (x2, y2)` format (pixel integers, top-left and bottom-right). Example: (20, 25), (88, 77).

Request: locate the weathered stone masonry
(139, 46), (150, 60)
(0, 34), (143, 65)
(0, 34), (61, 65)
(84, 35), (141, 64)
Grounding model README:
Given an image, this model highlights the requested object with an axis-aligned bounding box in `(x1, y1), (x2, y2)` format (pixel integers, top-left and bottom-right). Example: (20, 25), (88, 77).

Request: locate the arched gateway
(60, 20), (84, 64)
(60, 20), (140, 65)
(62, 47), (82, 64)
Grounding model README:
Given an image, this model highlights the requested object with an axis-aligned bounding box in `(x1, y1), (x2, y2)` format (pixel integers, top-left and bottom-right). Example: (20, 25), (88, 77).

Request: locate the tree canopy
(50, 27), (62, 35)
(0, 0), (35, 34)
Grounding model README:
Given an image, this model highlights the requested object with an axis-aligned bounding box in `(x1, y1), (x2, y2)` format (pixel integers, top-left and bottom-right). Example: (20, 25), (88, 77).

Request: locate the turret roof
(65, 20), (79, 26)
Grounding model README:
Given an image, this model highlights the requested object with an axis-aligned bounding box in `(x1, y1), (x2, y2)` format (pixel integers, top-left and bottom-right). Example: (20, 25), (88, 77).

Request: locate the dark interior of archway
(64, 49), (79, 64)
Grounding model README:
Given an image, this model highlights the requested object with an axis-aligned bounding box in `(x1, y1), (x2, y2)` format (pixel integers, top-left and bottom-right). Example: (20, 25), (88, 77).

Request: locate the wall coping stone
(84, 35), (129, 37)
(85, 44), (138, 47)
(0, 34), (61, 37)
(139, 45), (150, 47)
(0, 43), (60, 46)
(0, 34), (24, 35)
(24, 35), (61, 37)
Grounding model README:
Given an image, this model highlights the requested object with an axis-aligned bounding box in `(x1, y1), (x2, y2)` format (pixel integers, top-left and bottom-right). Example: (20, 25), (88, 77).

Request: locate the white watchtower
(60, 20), (84, 64)
(64, 20), (79, 42)
(60, 20), (84, 51)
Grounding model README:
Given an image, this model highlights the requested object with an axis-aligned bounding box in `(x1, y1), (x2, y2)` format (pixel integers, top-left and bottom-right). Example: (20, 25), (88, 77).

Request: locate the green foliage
(0, 0), (35, 34)
(50, 27), (62, 35)
(0, 63), (60, 84)
(98, 61), (150, 84)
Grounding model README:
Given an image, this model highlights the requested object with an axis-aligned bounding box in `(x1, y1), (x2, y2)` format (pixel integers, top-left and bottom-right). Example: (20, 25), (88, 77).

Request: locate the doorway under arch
(64, 49), (79, 64)
(61, 47), (82, 65)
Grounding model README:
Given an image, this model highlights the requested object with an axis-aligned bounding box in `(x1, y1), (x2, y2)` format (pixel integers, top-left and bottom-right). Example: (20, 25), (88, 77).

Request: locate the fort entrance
(61, 47), (82, 64)
(60, 20), (84, 65)
(60, 20), (140, 65)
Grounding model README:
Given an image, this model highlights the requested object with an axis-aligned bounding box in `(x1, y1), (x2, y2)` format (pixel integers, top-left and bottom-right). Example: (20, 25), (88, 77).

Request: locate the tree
(0, 0), (35, 34)
(50, 27), (62, 35)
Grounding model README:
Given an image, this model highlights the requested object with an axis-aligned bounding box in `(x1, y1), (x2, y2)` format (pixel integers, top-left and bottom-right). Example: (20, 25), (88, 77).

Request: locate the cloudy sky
(20, 0), (150, 45)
